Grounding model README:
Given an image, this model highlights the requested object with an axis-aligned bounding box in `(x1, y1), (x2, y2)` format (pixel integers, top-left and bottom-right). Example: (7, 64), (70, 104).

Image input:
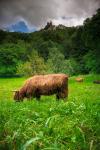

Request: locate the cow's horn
(11, 90), (18, 92)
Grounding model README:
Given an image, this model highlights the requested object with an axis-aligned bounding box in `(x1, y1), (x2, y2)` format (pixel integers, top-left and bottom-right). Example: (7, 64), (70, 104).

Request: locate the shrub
(16, 61), (33, 77)
(17, 50), (47, 76)
(47, 47), (80, 75)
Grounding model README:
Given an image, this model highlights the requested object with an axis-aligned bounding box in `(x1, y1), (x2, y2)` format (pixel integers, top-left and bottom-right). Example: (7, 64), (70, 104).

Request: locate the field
(0, 74), (100, 150)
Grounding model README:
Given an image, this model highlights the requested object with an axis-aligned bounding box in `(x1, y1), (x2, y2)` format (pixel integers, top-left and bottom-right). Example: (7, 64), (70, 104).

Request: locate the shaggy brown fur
(14, 74), (68, 102)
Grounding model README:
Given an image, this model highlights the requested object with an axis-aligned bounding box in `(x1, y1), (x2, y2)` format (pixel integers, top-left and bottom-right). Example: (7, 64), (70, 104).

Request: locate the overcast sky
(0, 0), (100, 30)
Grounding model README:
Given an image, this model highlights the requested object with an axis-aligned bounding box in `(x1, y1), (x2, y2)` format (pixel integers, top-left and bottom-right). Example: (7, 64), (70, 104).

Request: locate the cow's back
(29, 74), (67, 87)
(26, 74), (68, 95)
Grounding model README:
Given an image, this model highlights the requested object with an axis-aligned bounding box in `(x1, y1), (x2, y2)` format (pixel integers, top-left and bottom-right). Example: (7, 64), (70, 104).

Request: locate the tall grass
(0, 74), (100, 150)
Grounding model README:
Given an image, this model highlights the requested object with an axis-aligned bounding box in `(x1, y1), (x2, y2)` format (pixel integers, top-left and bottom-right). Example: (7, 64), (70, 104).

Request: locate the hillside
(0, 9), (100, 77)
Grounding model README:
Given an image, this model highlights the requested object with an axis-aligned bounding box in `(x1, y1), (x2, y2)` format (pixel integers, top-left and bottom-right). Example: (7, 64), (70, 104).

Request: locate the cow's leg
(56, 88), (61, 101)
(57, 91), (67, 102)
(61, 87), (68, 102)
(56, 94), (60, 101)
(35, 89), (41, 101)
(26, 93), (32, 101)
(36, 95), (41, 101)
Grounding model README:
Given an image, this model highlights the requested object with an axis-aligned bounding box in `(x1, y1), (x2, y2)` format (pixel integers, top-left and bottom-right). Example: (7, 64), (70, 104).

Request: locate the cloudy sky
(0, 0), (100, 32)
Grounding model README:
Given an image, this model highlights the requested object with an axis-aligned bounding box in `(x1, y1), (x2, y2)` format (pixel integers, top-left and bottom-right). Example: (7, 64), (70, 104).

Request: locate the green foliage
(29, 50), (47, 75)
(47, 47), (66, 73)
(17, 61), (33, 77)
(0, 41), (28, 76)
(63, 59), (80, 75)
(0, 44), (18, 76)
(47, 48), (79, 75)
(84, 51), (100, 73)
(17, 50), (47, 76)
(82, 9), (100, 73)
(0, 8), (100, 76)
(0, 74), (100, 150)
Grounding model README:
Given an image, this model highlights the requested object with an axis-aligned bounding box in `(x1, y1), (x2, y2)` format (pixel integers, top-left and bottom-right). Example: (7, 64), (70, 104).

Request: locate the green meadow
(0, 74), (100, 150)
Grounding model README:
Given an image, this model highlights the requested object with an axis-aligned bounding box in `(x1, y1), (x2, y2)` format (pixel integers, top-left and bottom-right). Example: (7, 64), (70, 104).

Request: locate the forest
(0, 9), (100, 77)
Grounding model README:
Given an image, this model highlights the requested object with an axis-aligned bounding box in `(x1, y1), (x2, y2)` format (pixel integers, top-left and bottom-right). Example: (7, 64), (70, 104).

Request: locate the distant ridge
(42, 21), (67, 31)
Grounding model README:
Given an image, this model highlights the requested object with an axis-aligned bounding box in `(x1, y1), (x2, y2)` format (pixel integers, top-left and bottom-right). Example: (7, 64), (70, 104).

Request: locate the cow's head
(13, 90), (23, 102)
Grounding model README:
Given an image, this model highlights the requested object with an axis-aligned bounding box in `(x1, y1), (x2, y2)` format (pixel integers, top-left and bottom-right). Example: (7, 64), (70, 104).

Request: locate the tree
(0, 43), (18, 76)
(47, 48), (65, 73)
(16, 62), (33, 77)
(29, 50), (47, 75)
(17, 50), (47, 76)
(84, 51), (100, 73)
(0, 41), (28, 76)
(83, 8), (100, 73)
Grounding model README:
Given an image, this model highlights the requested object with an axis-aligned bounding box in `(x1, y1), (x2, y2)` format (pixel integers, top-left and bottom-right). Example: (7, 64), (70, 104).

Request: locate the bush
(17, 50), (47, 76)
(16, 62), (33, 77)
(0, 42), (28, 76)
(63, 59), (80, 75)
(84, 51), (100, 73)
(47, 47), (80, 75)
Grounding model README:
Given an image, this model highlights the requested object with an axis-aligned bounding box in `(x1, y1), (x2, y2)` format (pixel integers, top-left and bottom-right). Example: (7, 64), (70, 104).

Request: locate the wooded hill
(0, 9), (100, 77)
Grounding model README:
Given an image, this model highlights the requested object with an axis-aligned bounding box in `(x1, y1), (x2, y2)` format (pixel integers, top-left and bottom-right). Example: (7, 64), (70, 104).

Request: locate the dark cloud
(0, 0), (100, 29)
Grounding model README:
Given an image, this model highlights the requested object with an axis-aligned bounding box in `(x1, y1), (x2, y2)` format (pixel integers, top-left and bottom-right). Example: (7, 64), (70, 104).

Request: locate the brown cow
(93, 80), (100, 84)
(75, 77), (84, 82)
(14, 74), (68, 102)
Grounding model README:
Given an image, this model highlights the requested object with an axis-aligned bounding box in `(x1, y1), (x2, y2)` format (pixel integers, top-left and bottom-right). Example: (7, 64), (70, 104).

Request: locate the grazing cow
(93, 80), (100, 84)
(14, 74), (68, 102)
(75, 77), (84, 82)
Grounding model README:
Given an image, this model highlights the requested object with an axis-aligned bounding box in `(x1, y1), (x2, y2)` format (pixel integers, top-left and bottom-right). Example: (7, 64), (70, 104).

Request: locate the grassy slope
(0, 74), (100, 150)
